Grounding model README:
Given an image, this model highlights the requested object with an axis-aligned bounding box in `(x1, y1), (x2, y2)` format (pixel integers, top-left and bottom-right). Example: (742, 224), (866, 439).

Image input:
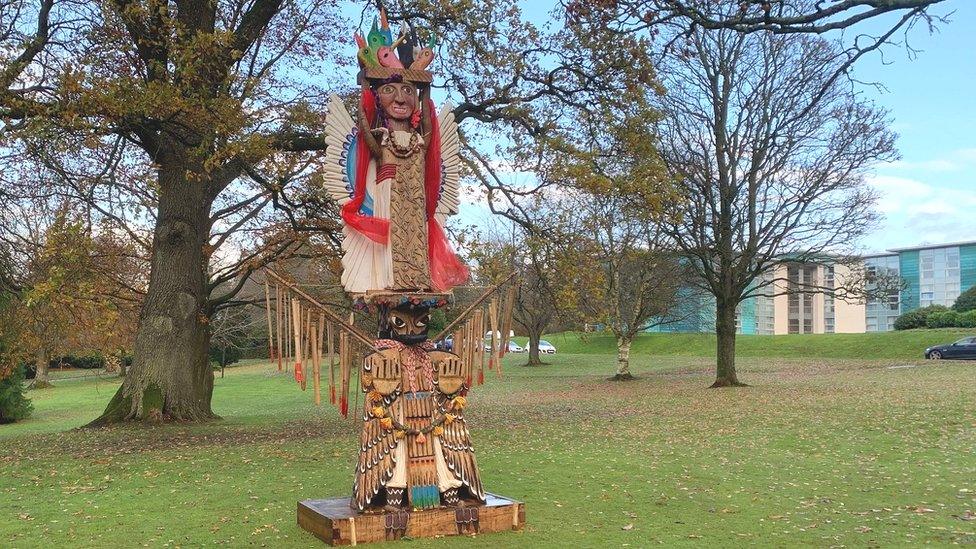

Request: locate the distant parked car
(438, 337), (454, 351)
(485, 340), (524, 353)
(925, 337), (976, 360)
(537, 340), (556, 354)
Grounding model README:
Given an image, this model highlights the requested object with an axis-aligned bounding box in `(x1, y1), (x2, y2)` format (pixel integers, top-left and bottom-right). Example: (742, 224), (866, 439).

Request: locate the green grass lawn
(2, 350), (975, 547)
(538, 328), (976, 360)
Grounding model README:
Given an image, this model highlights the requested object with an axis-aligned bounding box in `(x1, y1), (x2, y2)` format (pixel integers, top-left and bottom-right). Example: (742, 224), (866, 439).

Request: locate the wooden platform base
(297, 493), (525, 546)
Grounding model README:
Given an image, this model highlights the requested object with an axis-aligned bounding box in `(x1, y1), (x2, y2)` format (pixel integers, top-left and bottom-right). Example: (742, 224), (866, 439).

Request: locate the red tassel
(477, 369), (484, 385)
(488, 358), (493, 370)
(465, 375), (472, 387)
(340, 395), (349, 418)
(330, 385), (336, 405)
(294, 362), (304, 383)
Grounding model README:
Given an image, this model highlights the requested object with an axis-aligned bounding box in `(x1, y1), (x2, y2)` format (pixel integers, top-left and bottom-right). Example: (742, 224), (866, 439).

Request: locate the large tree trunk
(32, 350), (52, 389)
(612, 335), (634, 381)
(89, 151), (215, 424)
(526, 330), (544, 366)
(712, 298), (745, 387)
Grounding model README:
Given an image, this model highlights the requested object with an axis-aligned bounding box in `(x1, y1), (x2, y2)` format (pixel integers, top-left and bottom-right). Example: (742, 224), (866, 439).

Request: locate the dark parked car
(925, 337), (976, 360)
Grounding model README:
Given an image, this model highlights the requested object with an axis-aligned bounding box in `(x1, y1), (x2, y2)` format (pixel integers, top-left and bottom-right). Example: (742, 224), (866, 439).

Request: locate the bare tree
(563, 0), (947, 35)
(656, 24), (896, 387)
(209, 304), (263, 377)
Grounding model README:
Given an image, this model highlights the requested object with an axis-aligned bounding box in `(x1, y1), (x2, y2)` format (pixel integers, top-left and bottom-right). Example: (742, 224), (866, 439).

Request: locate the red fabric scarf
(343, 93), (469, 290)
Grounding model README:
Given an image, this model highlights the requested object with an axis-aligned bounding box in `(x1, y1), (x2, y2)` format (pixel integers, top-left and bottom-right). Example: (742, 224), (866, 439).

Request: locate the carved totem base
(297, 493), (526, 546)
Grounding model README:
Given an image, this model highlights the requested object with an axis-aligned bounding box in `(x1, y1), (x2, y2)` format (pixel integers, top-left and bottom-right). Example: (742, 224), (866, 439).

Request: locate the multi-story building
(651, 261), (866, 335)
(647, 239), (976, 335)
(864, 240), (976, 331)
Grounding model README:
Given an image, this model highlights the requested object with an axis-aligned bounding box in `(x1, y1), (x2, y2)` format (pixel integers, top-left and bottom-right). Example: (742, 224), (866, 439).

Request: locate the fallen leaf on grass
(621, 524), (634, 531)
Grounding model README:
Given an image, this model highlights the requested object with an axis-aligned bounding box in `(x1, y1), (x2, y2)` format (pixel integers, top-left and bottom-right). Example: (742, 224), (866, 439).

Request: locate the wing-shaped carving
(352, 408), (400, 511)
(436, 394), (485, 501)
(435, 102), (461, 224)
(322, 94), (359, 206)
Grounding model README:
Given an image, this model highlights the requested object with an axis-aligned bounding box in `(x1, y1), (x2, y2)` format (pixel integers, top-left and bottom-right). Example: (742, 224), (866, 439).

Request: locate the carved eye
(415, 314), (430, 328)
(381, 85), (395, 94)
(389, 314), (407, 329)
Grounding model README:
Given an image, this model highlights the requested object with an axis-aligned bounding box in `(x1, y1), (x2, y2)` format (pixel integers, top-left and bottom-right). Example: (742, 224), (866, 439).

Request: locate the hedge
(894, 305), (949, 330)
(900, 307), (976, 330)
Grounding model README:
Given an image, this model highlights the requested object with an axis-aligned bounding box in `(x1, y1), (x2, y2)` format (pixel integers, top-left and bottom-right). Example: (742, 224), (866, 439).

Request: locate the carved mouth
(390, 104), (411, 117)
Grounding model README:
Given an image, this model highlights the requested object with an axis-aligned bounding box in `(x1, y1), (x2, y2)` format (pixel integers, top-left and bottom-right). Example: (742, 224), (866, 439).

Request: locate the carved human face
(376, 81), (418, 121)
(382, 304), (430, 345)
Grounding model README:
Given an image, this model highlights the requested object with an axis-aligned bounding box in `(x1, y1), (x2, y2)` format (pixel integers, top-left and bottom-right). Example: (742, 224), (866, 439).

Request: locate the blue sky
(847, 2), (976, 253)
(342, 1), (975, 253)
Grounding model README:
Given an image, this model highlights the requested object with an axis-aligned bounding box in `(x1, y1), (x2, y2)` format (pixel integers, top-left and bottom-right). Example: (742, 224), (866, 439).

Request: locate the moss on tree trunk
(88, 152), (216, 425)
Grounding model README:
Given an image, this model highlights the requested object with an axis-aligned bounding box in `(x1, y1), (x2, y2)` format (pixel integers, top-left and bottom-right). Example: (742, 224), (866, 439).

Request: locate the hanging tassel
(340, 394), (348, 418)
(477, 369), (484, 385)
(330, 384), (336, 405)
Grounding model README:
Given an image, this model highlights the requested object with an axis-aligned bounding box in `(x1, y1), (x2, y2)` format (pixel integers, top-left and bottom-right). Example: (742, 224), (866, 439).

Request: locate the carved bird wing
(435, 101), (461, 225)
(322, 94), (360, 206)
(436, 394), (485, 501)
(352, 407), (400, 511)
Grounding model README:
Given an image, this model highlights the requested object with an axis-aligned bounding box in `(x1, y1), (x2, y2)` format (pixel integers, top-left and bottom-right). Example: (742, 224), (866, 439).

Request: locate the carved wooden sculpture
(266, 8), (525, 545)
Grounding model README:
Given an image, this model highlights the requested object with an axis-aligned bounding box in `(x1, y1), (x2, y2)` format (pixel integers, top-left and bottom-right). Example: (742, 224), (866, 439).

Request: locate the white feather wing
(322, 94), (358, 205)
(436, 102), (461, 224)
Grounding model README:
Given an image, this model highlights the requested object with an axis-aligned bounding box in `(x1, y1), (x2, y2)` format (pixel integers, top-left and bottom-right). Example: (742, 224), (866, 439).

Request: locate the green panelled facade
(899, 250), (920, 313)
(738, 295), (757, 335)
(961, 245), (976, 292)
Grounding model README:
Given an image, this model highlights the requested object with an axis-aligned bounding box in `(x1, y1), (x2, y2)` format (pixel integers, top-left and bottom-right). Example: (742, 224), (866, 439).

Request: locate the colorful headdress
(354, 9), (437, 85)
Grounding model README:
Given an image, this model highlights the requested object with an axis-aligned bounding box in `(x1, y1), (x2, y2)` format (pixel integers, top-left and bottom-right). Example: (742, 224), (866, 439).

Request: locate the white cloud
(865, 172), (976, 250)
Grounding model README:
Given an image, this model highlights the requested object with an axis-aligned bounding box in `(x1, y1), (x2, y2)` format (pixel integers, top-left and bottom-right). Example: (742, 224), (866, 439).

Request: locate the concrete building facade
(648, 240), (976, 335)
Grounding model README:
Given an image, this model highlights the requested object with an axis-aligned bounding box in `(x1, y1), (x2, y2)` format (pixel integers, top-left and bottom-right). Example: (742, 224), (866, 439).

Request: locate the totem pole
(281, 8), (525, 545)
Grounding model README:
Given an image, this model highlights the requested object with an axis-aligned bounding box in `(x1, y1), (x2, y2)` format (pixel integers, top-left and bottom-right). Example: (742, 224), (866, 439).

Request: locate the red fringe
(294, 362), (304, 383)
(340, 395), (349, 418)
(330, 385), (336, 405)
(477, 369), (484, 385)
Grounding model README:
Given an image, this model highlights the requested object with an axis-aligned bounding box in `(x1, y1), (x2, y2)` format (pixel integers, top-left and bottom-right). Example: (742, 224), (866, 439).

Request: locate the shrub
(0, 364), (33, 424)
(953, 286), (976, 313)
(894, 305), (949, 330)
(958, 310), (976, 328)
(926, 310), (960, 329)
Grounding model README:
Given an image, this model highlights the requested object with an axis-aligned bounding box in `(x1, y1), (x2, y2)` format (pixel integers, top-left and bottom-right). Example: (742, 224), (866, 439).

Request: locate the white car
(537, 340), (556, 354)
(485, 340), (524, 353)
